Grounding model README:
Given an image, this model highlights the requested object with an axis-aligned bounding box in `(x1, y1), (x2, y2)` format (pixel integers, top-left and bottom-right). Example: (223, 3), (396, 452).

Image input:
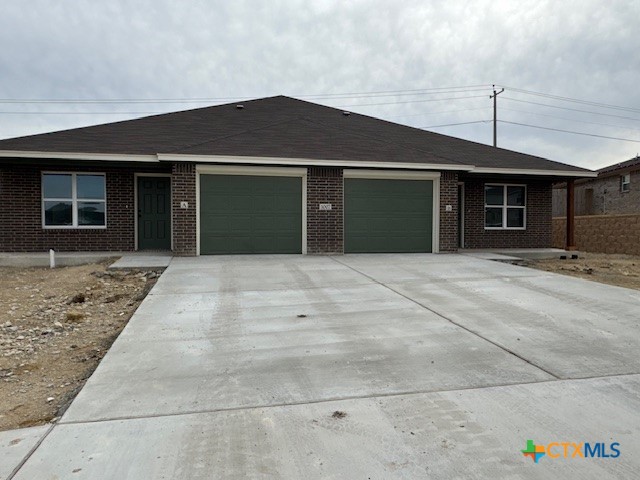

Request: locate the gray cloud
(1, 0), (638, 169)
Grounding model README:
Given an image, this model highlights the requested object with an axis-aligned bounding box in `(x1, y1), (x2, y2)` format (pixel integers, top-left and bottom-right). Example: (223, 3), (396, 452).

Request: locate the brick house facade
(0, 96), (593, 255)
(461, 177), (552, 249)
(553, 157), (640, 217)
(0, 162), (169, 252)
(1, 161), (560, 255)
(306, 167), (344, 255)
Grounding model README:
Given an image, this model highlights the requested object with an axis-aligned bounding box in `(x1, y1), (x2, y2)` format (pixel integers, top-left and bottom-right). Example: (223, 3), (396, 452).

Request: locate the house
(553, 155), (640, 217)
(0, 96), (594, 255)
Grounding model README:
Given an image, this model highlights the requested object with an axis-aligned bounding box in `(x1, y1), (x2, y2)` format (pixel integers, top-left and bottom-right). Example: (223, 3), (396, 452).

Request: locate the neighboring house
(553, 156), (640, 217)
(0, 96), (594, 255)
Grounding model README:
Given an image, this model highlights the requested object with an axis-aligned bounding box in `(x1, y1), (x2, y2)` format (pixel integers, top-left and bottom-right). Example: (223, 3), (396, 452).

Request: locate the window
(621, 174), (631, 192)
(42, 173), (106, 228)
(485, 184), (526, 229)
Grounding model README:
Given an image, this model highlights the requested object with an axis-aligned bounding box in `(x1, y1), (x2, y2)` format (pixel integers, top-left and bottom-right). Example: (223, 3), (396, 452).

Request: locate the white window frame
(484, 183), (526, 230)
(42, 172), (107, 229)
(621, 174), (631, 192)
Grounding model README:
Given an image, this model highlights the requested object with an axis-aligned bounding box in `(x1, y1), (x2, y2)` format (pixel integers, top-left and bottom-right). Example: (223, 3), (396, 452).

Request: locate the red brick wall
(0, 163), (167, 252)
(461, 177), (552, 248)
(171, 163), (197, 256)
(307, 167), (344, 254)
(439, 171), (459, 252)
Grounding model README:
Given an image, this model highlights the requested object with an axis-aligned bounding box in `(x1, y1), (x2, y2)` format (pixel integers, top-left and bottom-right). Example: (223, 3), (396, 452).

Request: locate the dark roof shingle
(0, 95), (591, 173)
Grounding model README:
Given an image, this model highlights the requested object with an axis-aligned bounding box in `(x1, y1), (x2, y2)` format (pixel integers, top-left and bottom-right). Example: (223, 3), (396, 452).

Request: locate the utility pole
(490, 85), (504, 147)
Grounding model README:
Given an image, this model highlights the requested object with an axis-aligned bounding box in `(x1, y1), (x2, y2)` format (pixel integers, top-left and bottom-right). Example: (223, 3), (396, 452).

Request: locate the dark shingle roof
(0, 95), (591, 173)
(597, 155), (640, 175)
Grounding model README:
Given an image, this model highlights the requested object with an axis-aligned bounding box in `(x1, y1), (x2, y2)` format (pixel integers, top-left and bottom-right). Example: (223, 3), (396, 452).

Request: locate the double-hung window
(621, 174), (631, 192)
(42, 173), (106, 228)
(485, 184), (526, 229)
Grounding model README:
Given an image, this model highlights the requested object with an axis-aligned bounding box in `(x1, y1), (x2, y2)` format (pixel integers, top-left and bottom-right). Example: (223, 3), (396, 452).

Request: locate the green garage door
(345, 178), (433, 253)
(200, 174), (302, 254)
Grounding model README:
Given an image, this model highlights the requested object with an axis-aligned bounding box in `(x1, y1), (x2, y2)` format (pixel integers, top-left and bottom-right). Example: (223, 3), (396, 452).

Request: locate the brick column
(307, 167), (344, 254)
(439, 171), (459, 252)
(172, 163), (197, 256)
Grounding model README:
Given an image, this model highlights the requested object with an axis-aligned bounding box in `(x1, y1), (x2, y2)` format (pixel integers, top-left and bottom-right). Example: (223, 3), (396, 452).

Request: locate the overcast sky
(1, 1), (638, 169)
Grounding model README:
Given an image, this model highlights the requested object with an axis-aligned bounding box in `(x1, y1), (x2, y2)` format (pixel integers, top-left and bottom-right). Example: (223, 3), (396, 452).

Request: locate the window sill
(484, 227), (526, 231)
(42, 226), (107, 230)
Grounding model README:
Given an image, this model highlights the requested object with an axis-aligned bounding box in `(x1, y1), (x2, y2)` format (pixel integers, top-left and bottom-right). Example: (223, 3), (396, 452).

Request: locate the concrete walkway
(5, 254), (640, 479)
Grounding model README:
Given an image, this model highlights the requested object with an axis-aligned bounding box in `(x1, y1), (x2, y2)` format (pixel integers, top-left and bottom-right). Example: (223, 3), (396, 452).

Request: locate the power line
(303, 87), (490, 100)
(421, 120), (491, 128)
(499, 120), (640, 143)
(502, 96), (640, 122)
(0, 95), (490, 115)
(0, 111), (164, 115)
(501, 107), (640, 133)
(302, 84), (492, 98)
(335, 94), (487, 108)
(386, 106), (490, 118)
(0, 85), (493, 104)
(499, 85), (640, 114)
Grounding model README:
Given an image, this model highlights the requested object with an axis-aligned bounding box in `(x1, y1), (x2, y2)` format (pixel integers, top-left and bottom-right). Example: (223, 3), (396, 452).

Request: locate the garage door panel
(345, 178), (433, 253)
(200, 174), (302, 254)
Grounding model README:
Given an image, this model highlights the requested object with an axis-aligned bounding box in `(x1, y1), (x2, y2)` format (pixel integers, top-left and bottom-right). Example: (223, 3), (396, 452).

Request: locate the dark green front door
(137, 176), (171, 250)
(199, 174), (302, 254)
(345, 178), (433, 253)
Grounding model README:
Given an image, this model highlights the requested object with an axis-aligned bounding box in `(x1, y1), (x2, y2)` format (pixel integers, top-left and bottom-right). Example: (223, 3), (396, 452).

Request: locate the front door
(137, 176), (171, 250)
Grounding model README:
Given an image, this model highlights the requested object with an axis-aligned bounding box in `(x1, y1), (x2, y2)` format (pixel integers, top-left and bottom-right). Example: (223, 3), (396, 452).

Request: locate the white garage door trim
(196, 165), (308, 256)
(343, 169), (440, 253)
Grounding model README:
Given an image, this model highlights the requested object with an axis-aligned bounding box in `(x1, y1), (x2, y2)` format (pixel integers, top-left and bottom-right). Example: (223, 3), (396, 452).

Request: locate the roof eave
(157, 153), (471, 171)
(469, 167), (597, 178)
(0, 150), (158, 163)
(0, 150), (596, 177)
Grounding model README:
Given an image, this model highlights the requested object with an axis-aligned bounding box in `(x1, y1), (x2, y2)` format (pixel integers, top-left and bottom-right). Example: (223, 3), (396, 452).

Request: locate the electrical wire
(502, 97), (640, 122)
(386, 106), (490, 119)
(499, 120), (640, 143)
(0, 85), (493, 104)
(0, 95), (490, 115)
(0, 111), (164, 115)
(500, 107), (640, 132)
(499, 85), (640, 114)
(335, 95), (487, 108)
(421, 120), (491, 128)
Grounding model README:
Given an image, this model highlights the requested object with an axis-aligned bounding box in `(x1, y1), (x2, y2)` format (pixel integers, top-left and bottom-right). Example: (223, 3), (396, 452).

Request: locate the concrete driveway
(6, 254), (640, 479)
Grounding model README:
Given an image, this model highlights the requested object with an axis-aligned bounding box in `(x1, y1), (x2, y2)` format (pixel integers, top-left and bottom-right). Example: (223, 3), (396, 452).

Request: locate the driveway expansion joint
(7, 424), (55, 480)
(329, 256), (561, 380)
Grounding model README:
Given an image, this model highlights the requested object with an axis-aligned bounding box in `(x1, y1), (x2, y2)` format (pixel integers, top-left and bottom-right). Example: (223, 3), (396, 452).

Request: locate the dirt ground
(0, 262), (162, 431)
(524, 252), (640, 291)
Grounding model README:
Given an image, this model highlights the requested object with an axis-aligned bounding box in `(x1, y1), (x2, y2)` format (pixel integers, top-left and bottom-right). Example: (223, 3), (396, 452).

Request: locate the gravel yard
(0, 263), (162, 431)
(524, 252), (640, 291)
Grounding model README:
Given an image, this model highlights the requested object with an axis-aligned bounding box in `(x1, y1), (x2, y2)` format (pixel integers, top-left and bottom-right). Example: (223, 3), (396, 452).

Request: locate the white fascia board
(0, 150), (159, 163)
(470, 167), (597, 177)
(344, 169), (441, 180)
(158, 154), (469, 171)
(196, 164), (307, 177)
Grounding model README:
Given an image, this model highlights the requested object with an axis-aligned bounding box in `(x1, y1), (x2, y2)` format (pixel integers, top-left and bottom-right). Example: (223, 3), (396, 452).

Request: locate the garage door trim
(343, 169), (440, 253)
(196, 165), (307, 255)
